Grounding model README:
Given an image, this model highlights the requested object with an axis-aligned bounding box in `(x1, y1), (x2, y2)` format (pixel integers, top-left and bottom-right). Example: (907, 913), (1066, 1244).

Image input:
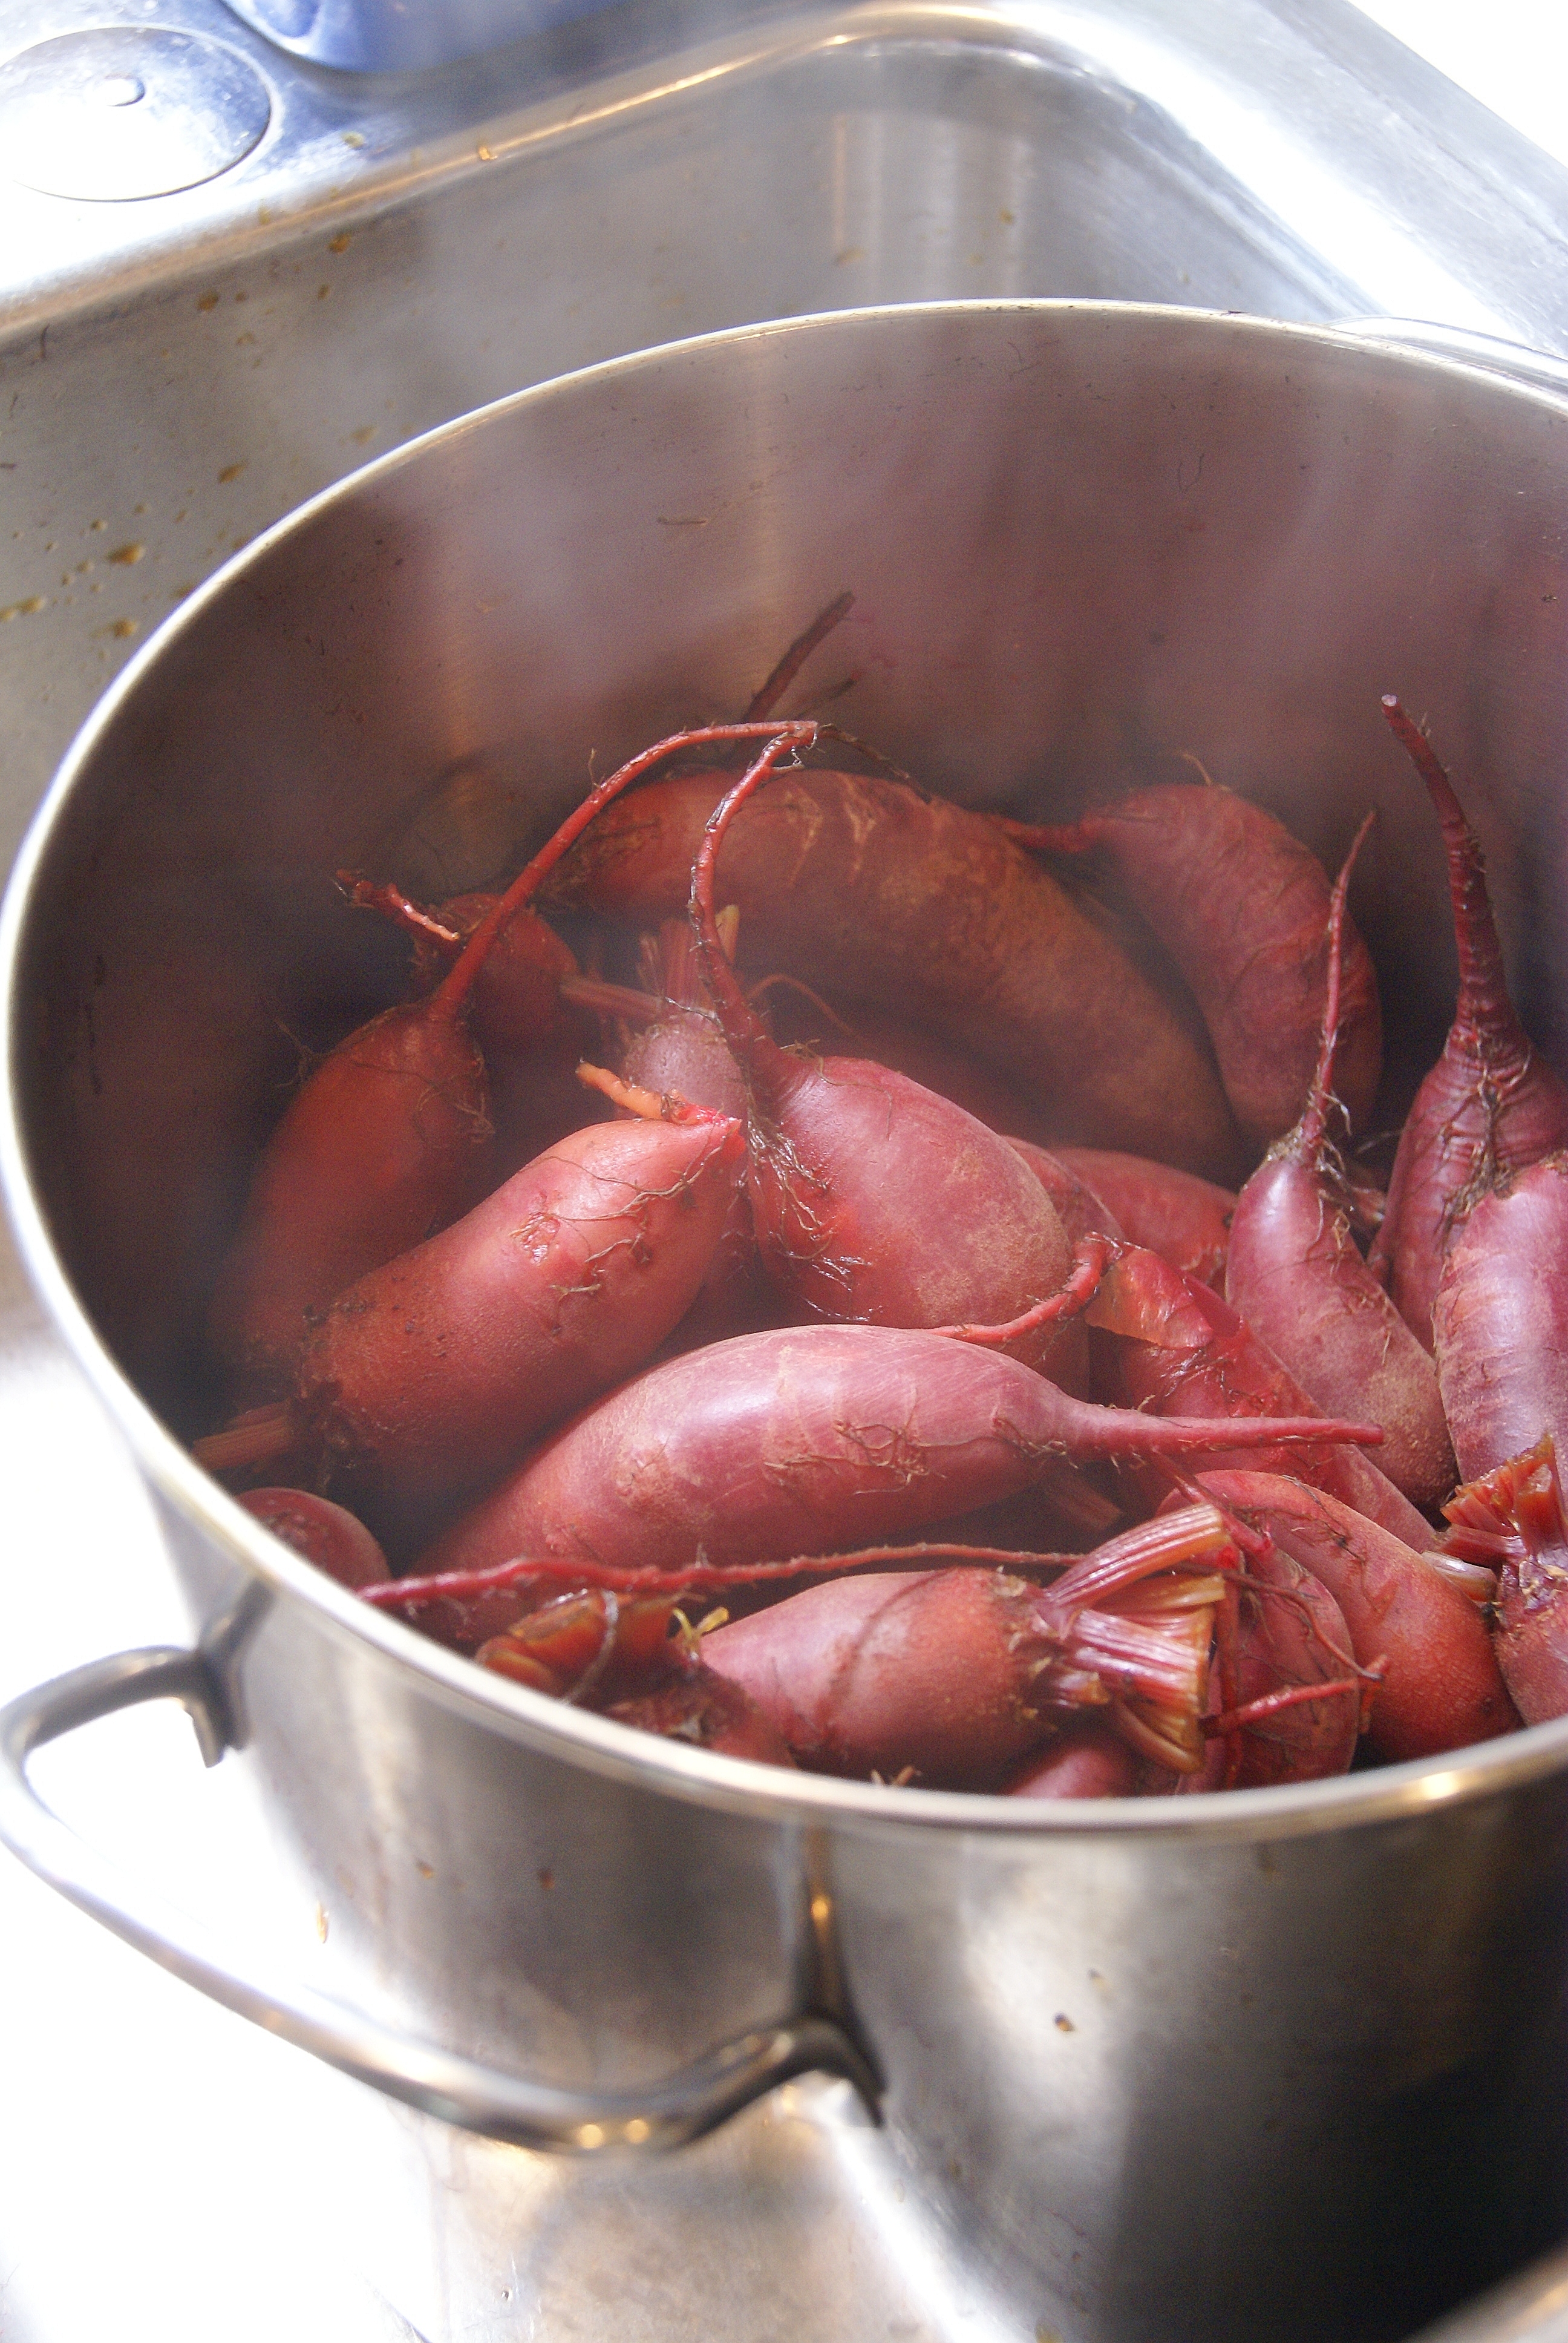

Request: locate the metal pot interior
(8, 293), (1568, 1693)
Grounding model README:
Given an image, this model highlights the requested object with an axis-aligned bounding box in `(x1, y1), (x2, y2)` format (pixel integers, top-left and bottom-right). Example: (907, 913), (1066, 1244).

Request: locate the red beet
(544, 766), (1243, 1178)
(607, 1666), (798, 1765)
(1225, 819), (1454, 1508)
(1051, 1147), (1232, 1288)
(1373, 699), (1568, 1346)
(1006, 1140), (1127, 1251)
(612, 914), (780, 1354)
(1004, 1729), (1139, 1799)
(1177, 1522), (1361, 1791)
(207, 999), (492, 1398)
(685, 744), (1085, 1388)
(413, 1323), (1382, 1614)
(1087, 1245), (1430, 1548)
(1195, 1470), (1518, 1761)
(1433, 1155), (1568, 1483)
(198, 1098), (744, 1539)
(701, 1506), (1235, 1785)
(237, 1487), (390, 1590)
(1007, 781), (1382, 1156)
(209, 721), (814, 1395)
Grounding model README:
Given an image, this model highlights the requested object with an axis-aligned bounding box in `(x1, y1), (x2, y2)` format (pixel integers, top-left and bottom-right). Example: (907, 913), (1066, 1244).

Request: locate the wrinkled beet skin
(414, 1322), (1377, 1642)
(1373, 718), (1568, 1348)
(1197, 1470), (1518, 1761)
(747, 1053), (1083, 1387)
(296, 1113), (743, 1533)
(1495, 1576), (1568, 1729)
(545, 768), (1243, 1179)
(1227, 1155), (1454, 1508)
(1378, 1047), (1568, 1351)
(607, 1665), (799, 1766)
(1435, 1157), (1568, 1482)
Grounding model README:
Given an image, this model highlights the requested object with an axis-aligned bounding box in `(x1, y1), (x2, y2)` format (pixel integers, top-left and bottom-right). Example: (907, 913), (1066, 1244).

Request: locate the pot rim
(7, 295), (1568, 1843)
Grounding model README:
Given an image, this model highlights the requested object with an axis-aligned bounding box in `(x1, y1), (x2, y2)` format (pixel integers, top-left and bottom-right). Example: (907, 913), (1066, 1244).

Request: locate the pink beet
(1007, 781), (1382, 1156)
(413, 1322), (1382, 1640)
(238, 1487), (390, 1590)
(1225, 819), (1454, 1508)
(1434, 1155), (1568, 1483)
(1087, 1245), (1430, 1548)
(1373, 699), (1568, 1346)
(1196, 1470), (1518, 1761)
(685, 742), (1086, 1388)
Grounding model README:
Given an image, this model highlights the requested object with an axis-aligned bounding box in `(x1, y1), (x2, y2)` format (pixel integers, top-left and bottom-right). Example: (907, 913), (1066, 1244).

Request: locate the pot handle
(0, 1644), (880, 2151)
(1333, 316), (1568, 401)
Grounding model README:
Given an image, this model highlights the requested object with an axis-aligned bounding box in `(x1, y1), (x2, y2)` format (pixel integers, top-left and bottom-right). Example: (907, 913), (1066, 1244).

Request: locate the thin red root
(1381, 696), (1466, 826)
(744, 591), (855, 721)
(1296, 808), (1376, 1155)
(194, 1404), (296, 1473)
(934, 1235), (1114, 1346)
(433, 719), (818, 1022)
(360, 1542), (1080, 1613)
(575, 1061), (730, 1126)
(1203, 1675), (1365, 1737)
(337, 875), (462, 948)
(688, 732), (820, 1078)
(743, 972), (857, 1037)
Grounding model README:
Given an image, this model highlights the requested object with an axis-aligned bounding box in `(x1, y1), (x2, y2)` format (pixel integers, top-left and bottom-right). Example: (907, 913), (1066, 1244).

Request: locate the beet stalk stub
(1087, 1244), (1431, 1550)
(1441, 1438), (1568, 1726)
(1373, 700), (1568, 1349)
(1434, 1155), (1568, 1483)
(1177, 1535), (1361, 1792)
(207, 720), (818, 1398)
(1195, 1470), (1519, 1761)
(542, 765), (1243, 1179)
(685, 747), (1085, 1389)
(1224, 816), (1455, 1510)
(413, 1322), (1382, 1601)
(1003, 780), (1382, 1158)
(199, 1096), (745, 1542)
(700, 1504), (1236, 1786)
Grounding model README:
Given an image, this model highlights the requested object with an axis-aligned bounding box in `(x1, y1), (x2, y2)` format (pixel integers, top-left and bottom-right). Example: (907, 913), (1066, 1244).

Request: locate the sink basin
(4, 4), (1568, 2339)
(4, 0), (1568, 865)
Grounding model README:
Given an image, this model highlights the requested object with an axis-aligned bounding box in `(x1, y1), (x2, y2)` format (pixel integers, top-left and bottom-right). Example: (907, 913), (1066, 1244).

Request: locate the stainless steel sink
(4, 3), (1568, 2338)
(6, 0), (1568, 859)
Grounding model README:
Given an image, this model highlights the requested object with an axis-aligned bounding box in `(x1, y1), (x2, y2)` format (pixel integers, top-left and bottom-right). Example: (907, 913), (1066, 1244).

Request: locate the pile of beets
(194, 605), (1568, 1798)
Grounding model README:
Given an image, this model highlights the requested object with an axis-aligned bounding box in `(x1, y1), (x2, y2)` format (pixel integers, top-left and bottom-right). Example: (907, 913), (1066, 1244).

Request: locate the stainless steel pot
(5, 301), (1568, 2343)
